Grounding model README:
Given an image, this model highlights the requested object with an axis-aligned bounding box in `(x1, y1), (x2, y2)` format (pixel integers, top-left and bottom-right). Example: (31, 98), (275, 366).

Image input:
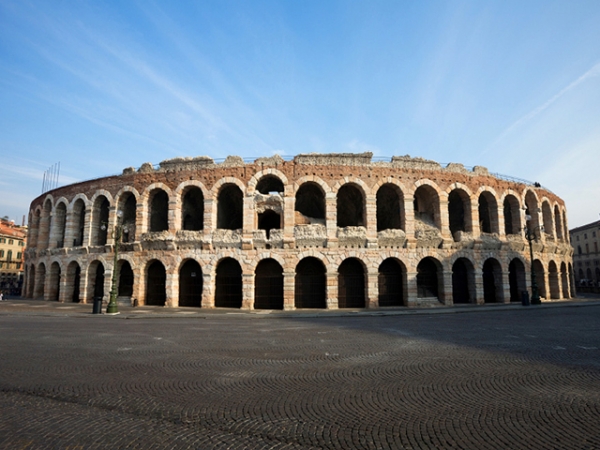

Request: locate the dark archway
(149, 189), (169, 232)
(146, 260), (166, 306)
(338, 258), (365, 308)
(483, 258), (502, 303)
(479, 192), (498, 234)
(378, 258), (405, 307)
(254, 259), (284, 310)
(120, 193), (137, 242)
(452, 258), (473, 304)
(48, 262), (61, 302)
(93, 196), (110, 246)
(295, 257), (326, 309)
(53, 202), (67, 248)
(34, 263), (46, 299)
(503, 195), (521, 235)
(182, 187), (204, 231)
(376, 184), (403, 231)
(72, 199), (86, 247)
(295, 182), (325, 221)
(554, 206), (563, 240)
(417, 257), (439, 298)
(509, 258), (526, 302)
(118, 261), (134, 297)
(533, 260), (546, 299)
(217, 184), (243, 230)
(215, 258), (242, 308)
(27, 264), (35, 298)
(67, 262), (81, 303)
(448, 189), (471, 239)
(256, 175), (284, 195)
(548, 261), (560, 299)
(258, 210), (281, 239)
(93, 263), (105, 299)
(179, 259), (202, 307)
(337, 184), (364, 227)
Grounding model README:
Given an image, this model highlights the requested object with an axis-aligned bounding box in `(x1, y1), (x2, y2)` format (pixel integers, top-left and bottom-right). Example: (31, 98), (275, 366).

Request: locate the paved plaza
(0, 300), (599, 449)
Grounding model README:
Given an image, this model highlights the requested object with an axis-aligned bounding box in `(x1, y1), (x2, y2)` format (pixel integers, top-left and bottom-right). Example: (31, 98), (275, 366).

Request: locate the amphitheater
(23, 153), (574, 310)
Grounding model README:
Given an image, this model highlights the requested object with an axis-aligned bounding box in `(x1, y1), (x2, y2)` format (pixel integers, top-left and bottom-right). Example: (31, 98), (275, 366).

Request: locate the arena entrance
(254, 259), (283, 310)
(483, 258), (502, 303)
(146, 261), (166, 306)
(417, 257), (439, 299)
(338, 258), (365, 308)
(452, 258), (473, 304)
(378, 258), (405, 307)
(118, 261), (134, 298)
(294, 257), (326, 309)
(215, 258), (242, 308)
(179, 260), (202, 307)
(509, 259), (526, 302)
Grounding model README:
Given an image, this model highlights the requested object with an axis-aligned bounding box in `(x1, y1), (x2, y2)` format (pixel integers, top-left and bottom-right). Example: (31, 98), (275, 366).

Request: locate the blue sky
(1, 0), (599, 227)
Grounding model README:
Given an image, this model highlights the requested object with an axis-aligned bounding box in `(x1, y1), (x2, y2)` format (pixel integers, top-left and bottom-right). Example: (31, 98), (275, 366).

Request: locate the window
(8, 239), (13, 245)
(0, 250), (4, 257)
(19, 241), (24, 246)
(593, 231), (597, 237)
(584, 233), (588, 239)
(577, 236), (580, 241)
(16, 263), (21, 269)
(586, 244), (589, 253)
(0, 238), (4, 243)
(16, 252), (21, 259)
(6, 250), (12, 261)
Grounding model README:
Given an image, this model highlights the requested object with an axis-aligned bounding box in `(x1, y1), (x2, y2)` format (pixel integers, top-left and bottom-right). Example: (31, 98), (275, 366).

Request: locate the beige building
(23, 153), (574, 309)
(0, 218), (27, 294)
(570, 219), (600, 289)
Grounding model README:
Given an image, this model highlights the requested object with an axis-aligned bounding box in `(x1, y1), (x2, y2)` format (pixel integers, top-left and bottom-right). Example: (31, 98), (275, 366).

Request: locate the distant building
(0, 218), (27, 295)
(570, 219), (600, 289)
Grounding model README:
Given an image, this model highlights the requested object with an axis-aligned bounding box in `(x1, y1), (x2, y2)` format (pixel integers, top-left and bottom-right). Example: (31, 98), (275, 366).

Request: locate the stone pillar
(79, 266), (89, 304)
(242, 195), (254, 249)
(82, 206), (92, 247)
(500, 269), (510, 303)
(168, 196), (177, 232)
(366, 270), (379, 308)
(475, 270), (484, 305)
(365, 194), (377, 241)
(103, 268), (113, 303)
(283, 197), (295, 240)
(106, 207), (117, 246)
(325, 270), (338, 309)
(242, 273), (254, 310)
(58, 271), (68, 303)
(203, 199), (214, 246)
(438, 197), (452, 242)
(201, 272), (215, 308)
(64, 211), (75, 248)
(497, 203), (506, 238)
(405, 270), (418, 306)
(326, 193), (337, 247)
(38, 210), (51, 250)
(135, 265), (146, 306)
(283, 271), (295, 310)
(165, 270), (178, 308)
(404, 195), (415, 247)
(470, 202), (481, 236)
(440, 268), (453, 305)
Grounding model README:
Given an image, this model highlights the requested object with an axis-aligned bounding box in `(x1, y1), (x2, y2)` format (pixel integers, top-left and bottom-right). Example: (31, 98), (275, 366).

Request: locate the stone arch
(502, 193), (522, 235)
(179, 258), (202, 307)
(416, 256), (442, 300)
(91, 194), (111, 246)
(524, 190), (541, 234)
(554, 204), (564, 240)
(452, 257), (475, 304)
(180, 186), (204, 231)
(376, 183), (405, 231)
(115, 187), (139, 242)
(249, 169), (289, 195)
(254, 258), (284, 310)
(46, 261), (61, 301)
(65, 260), (81, 303)
(71, 198), (87, 247)
(548, 260), (560, 299)
(146, 260), (167, 306)
(118, 259), (134, 298)
(482, 258), (503, 303)
(216, 183), (244, 230)
(338, 257), (366, 308)
(447, 188), (472, 240)
(541, 200), (554, 239)
(509, 258), (527, 302)
(533, 259), (546, 299)
(412, 181), (442, 230)
(51, 200), (68, 248)
(295, 181), (326, 223)
(478, 190), (499, 234)
(87, 260), (106, 302)
(214, 257), (243, 308)
(38, 197), (54, 249)
(336, 183), (366, 227)
(34, 262), (46, 299)
(378, 258), (406, 307)
(148, 188), (169, 232)
(295, 257), (326, 309)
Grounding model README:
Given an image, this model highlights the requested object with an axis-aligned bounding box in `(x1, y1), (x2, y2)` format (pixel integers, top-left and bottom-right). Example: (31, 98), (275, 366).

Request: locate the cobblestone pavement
(0, 303), (599, 449)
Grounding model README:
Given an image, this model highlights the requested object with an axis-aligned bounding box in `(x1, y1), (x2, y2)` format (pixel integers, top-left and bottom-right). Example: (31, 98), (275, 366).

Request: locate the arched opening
(448, 189), (471, 240)
(509, 258), (526, 302)
(66, 262), (81, 303)
(452, 258), (474, 304)
(338, 258), (365, 308)
(215, 258), (242, 308)
(30, 209), (41, 248)
(295, 182), (325, 222)
(182, 187), (204, 231)
(72, 199), (86, 247)
(254, 259), (284, 310)
(27, 264), (35, 298)
(533, 260), (546, 299)
(146, 260), (166, 306)
(503, 195), (521, 235)
(256, 175), (284, 195)
(568, 263), (575, 294)
(295, 257), (326, 309)
(525, 191), (540, 237)
(376, 184), (403, 231)
(378, 258), (405, 307)
(53, 202), (67, 248)
(118, 261), (134, 298)
(562, 213), (569, 243)
(119, 193), (137, 242)
(483, 258), (502, 303)
(92, 196), (110, 246)
(92, 262), (105, 300)
(560, 262), (569, 298)
(417, 257), (440, 299)
(179, 259), (202, 307)
(258, 210), (281, 239)
(479, 192), (498, 234)
(149, 189), (169, 232)
(548, 261), (560, 299)
(39, 199), (52, 249)
(542, 201), (554, 239)
(217, 184), (243, 230)
(337, 184), (364, 227)
(413, 185), (440, 231)
(48, 262), (61, 301)
(34, 263), (46, 299)
(554, 206), (563, 240)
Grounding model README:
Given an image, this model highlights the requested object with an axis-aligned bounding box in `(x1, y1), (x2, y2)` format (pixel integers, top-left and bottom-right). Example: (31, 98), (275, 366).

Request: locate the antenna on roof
(42, 162), (60, 193)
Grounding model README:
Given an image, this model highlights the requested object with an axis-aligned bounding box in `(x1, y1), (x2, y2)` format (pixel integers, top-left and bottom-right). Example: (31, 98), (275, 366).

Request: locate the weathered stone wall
(24, 154), (574, 309)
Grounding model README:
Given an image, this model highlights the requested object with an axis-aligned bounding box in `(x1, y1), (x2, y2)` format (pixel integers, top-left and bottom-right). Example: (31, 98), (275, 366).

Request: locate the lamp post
(524, 214), (543, 305)
(101, 210), (128, 315)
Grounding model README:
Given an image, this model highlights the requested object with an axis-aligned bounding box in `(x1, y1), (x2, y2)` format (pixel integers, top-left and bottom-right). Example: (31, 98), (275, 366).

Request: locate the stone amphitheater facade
(23, 153), (575, 310)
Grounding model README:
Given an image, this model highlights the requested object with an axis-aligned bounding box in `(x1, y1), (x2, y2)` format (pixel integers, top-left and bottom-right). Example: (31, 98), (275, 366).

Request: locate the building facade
(570, 219), (600, 290)
(23, 153), (574, 309)
(0, 218), (27, 294)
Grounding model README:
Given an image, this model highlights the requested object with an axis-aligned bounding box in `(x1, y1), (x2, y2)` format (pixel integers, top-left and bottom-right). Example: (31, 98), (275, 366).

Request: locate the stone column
(366, 270), (379, 308)
(283, 271), (295, 310)
(325, 270), (338, 309)
(405, 270), (418, 306)
(326, 193), (338, 247)
(242, 195), (254, 250)
(438, 197), (452, 244)
(475, 270), (484, 305)
(80, 266), (89, 304)
(470, 202), (481, 236)
(165, 270), (178, 308)
(500, 270), (510, 303)
(58, 271), (68, 303)
(440, 268), (453, 305)
(242, 273), (254, 310)
(404, 195), (416, 247)
(64, 211), (75, 248)
(201, 272), (215, 308)
(365, 194), (377, 245)
(82, 206), (92, 247)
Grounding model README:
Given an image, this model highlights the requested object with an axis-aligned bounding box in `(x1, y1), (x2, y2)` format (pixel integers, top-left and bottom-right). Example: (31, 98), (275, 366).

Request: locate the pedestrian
(0, 291), (3, 301)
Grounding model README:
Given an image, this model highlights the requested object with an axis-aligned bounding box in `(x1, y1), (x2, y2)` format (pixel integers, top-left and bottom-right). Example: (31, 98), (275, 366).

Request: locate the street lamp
(524, 213), (543, 305)
(101, 210), (128, 315)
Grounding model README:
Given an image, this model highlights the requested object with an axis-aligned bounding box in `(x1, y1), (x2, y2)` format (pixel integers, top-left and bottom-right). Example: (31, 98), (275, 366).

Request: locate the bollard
(92, 296), (103, 314)
(521, 290), (530, 306)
